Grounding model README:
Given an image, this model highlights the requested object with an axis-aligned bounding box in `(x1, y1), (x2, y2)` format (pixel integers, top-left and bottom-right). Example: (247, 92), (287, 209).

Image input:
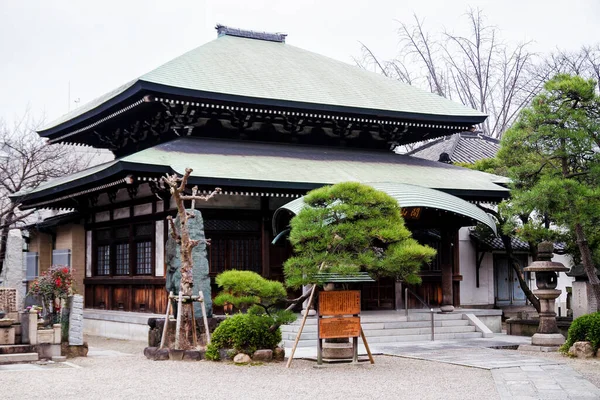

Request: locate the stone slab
(518, 344), (561, 353)
(0, 352), (38, 364)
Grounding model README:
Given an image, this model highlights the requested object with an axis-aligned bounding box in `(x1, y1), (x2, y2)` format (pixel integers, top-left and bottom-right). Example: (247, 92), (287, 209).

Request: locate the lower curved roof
(272, 182), (498, 235)
(13, 138), (509, 210)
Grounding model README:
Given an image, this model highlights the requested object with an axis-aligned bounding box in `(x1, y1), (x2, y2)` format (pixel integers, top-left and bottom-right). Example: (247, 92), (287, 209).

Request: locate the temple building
(13, 26), (510, 319)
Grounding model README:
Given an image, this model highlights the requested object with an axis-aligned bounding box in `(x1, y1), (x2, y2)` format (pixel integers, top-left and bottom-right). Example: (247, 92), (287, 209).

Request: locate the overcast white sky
(1, 0), (598, 126)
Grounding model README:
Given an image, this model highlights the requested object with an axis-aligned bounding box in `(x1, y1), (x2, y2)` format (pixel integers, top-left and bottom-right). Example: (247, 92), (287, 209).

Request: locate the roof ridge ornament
(215, 24), (287, 43)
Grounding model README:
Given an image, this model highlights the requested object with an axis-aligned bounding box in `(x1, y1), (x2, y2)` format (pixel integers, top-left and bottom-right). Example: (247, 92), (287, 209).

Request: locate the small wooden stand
(286, 289), (374, 368)
(317, 290), (373, 365)
(159, 290), (211, 350)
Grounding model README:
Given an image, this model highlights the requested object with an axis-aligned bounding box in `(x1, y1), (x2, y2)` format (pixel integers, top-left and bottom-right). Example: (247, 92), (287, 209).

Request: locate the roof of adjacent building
(470, 230), (567, 254)
(13, 137), (510, 208)
(38, 27), (486, 139)
(406, 132), (500, 163)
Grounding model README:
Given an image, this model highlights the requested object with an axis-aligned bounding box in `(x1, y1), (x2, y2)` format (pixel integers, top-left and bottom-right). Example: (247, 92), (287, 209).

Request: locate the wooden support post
(159, 291), (173, 349)
(286, 284), (317, 368)
(317, 338), (323, 365)
(190, 303), (198, 348)
(174, 291), (183, 349)
(352, 336), (358, 363)
(199, 290), (211, 345)
(360, 327), (374, 364)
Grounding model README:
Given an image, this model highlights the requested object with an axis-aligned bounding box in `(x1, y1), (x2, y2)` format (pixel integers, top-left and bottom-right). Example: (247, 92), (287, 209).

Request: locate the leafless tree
(356, 8), (540, 138)
(162, 169), (220, 349)
(0, 111), (98, 275)
(535, 44), (600, 92)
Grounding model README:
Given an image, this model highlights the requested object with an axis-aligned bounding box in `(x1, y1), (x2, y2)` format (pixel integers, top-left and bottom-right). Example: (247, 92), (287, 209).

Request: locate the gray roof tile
(407, 132), (500, 163)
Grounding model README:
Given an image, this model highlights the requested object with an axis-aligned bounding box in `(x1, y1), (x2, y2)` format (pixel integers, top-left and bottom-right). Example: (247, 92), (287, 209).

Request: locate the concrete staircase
(0, 344), (39, 364)
(281, 311), (484, 349)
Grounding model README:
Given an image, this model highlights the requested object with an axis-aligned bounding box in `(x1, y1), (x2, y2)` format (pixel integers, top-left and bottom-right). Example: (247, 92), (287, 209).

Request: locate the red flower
(55, 278), (62, 287)
(62, 267), (69, 274)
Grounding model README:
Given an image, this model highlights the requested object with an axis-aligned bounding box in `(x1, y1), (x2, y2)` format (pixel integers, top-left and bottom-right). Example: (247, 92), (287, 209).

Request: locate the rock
(166, 209), (212, 318)
(169, 349), (185, 361)
(252, 349), (273, 362)
(143, 347), (157, 359)
(233, 353), (251, 364)
(183, 350), (204, 361)
(569, 341), (595, 358)
(273, 347), (285, 361)
(155, 349), (169, 361)
(219, 348), (234, 361)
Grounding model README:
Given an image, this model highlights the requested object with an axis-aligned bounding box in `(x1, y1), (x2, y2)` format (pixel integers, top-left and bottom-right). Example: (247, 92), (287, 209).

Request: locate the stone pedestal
(22, 310), (38, 345)
(0, 326), (15, 345)
(37, 329), (55, 344)
(322, 341), (354, 359)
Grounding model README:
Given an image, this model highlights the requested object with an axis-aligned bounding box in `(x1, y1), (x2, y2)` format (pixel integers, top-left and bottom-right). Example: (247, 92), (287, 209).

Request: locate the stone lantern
(524, 241), (569, 347)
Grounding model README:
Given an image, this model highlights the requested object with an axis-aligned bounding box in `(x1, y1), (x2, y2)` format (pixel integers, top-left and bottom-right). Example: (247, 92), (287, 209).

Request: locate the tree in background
(498, 74), (600, 308)
(356, 8), (539, 139)
(0, 112), (100, 276)
(356, 8), (600, 140)
(284, 182), (436, 289)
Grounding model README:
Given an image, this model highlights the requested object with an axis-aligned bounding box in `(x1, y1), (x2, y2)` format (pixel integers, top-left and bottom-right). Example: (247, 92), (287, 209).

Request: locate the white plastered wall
(459, 227), (495, 306)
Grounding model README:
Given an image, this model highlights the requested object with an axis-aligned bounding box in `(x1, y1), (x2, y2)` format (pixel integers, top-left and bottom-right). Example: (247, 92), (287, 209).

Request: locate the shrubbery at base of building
(205, 312), (282, 360)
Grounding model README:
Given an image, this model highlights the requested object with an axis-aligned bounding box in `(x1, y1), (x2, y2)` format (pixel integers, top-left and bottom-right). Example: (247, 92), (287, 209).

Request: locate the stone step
(281, 318), (470, 334)
(408, 313), (466, 321)
(0, 352), (38, 364)
(0, 344), (37, 355)
(281, 331), (484, 348)
(281, 325), (476, 341)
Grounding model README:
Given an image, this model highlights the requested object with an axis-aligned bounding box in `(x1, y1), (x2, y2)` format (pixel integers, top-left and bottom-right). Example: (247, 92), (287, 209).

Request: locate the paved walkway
(289, 334), (600, 399)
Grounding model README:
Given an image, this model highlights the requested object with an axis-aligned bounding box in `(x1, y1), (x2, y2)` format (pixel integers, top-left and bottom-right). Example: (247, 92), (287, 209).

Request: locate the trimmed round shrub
(205, 313), (281, 361)
(560, 312), (600, 353)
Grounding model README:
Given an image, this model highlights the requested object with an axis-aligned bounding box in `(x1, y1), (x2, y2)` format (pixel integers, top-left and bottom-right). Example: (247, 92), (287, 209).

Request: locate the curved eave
(38, 80), (487, 142)
(11, 161), (173, 209)
(272, 182), (498, 235)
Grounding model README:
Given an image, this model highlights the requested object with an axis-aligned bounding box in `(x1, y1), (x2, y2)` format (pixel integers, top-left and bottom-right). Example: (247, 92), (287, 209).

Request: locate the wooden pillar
(260, 196), (270, 278)
(452, 232), (462, 307)
(440, 228), (455, 313)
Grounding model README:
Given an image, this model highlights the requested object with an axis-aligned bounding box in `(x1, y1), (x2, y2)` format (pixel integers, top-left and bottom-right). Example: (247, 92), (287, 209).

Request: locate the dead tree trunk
(162, 168), (220, 349)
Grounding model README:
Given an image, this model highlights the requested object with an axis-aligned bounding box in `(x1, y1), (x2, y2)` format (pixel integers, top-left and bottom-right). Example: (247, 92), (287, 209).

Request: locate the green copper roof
(15, 138), (509, 208)
(40, 34), (485, 134)
(273, 182), (498, 234)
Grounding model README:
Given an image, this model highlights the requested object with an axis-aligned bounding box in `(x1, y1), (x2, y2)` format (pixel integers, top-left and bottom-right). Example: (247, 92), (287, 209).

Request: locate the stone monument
(524, 242), (569, 348)
(566, 264), (599, 319)
(165, 209), (212, 317)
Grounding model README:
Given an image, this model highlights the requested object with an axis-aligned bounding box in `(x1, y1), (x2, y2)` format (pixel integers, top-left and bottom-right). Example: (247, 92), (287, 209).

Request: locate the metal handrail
(405, 287), (435, 341)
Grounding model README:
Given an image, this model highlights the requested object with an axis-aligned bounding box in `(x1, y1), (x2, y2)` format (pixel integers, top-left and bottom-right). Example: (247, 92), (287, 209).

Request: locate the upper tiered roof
(37, 26), (487, 156)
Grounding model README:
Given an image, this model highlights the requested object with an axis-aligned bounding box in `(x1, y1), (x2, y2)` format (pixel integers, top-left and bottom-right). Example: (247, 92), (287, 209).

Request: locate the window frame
(92, 222), (155, 277)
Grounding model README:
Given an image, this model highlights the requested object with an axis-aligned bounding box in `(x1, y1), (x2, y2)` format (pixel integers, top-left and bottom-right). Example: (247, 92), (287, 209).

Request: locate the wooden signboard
(319, 317), (361, 339)
(319, 290), (361, 316)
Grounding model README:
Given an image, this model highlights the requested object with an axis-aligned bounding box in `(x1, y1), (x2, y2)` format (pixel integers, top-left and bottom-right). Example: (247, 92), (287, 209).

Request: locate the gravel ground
(1, 336), (499, 400)
(516, 349), (600, 388)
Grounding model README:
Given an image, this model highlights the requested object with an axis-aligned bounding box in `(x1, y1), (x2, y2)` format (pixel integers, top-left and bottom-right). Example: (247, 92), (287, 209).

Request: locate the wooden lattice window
(205, 218), (261, 275)
(93, 223), (154, 277)
(115, 244), (129, 275)
(96, 245), (110, 276)
(136, 241), (152, 274)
